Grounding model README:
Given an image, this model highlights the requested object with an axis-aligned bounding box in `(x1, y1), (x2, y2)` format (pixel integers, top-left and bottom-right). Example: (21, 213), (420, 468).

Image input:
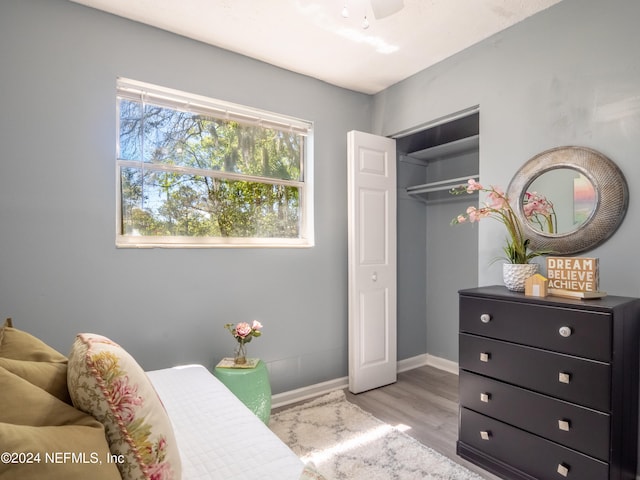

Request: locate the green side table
(213, 359), (272, 424)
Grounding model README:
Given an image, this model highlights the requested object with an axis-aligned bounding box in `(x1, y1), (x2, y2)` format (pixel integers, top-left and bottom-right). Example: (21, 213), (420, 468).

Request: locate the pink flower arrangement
(225, 320), (263, 346)
(451, 179), (550, 264)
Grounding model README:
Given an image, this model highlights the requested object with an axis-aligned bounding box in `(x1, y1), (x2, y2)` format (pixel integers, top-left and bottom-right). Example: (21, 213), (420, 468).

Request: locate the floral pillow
(67, 333), (182, 480)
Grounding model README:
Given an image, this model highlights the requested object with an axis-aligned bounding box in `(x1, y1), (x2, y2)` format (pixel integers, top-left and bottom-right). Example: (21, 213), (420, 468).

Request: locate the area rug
(269, 390), (486, 480)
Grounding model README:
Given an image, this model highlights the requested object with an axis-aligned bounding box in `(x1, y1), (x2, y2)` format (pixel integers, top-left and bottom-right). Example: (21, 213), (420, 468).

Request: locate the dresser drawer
(459, 370), (610, 460)
(459, 408), (609, 480)
(460, 296), (612, 362)
(459, 334), (611, 411)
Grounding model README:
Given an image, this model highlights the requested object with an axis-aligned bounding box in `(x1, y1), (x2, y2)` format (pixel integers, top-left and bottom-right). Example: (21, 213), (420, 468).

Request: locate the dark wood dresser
(457, 285), (640, 480)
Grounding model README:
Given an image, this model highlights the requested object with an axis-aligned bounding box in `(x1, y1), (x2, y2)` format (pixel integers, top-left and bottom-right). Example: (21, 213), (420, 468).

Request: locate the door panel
(359, 189), (387, 265)
(360, 288), (389, 365)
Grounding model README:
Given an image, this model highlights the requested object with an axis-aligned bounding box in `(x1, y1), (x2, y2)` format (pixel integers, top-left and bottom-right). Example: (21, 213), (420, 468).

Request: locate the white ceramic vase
(503, 263), (539, 292)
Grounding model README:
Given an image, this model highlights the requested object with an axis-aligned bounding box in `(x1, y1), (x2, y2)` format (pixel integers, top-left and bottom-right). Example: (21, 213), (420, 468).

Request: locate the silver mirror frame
(507, 146), (628, 256)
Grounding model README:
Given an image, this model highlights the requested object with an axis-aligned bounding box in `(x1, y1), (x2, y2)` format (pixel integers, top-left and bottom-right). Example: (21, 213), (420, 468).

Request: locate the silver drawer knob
(558, 419), (571, 431)
(559, 326), (573, 338)
(559, 372), (571, 384)
(480, 313), (491, 323)
(480, 352), (490, 362)
(480, 392), (491, 403)
(480, 430), (491, 440)
(557, 463), (570, 477)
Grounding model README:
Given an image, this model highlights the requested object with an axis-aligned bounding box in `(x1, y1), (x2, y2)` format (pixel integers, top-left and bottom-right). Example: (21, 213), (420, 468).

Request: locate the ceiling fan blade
(370, 0), (404, 19)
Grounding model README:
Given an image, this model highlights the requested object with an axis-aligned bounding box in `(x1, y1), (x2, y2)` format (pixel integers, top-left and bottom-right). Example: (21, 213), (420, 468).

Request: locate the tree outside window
(116, 79), (313, 247)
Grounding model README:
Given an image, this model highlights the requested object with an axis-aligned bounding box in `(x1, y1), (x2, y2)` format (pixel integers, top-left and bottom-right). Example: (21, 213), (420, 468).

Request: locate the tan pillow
(0, 367), (121, 480)
(0, 318), (67, 362)
(0, 319), (71, 403)
(0, 357), (71, 403)
(67, 333), (182, 480)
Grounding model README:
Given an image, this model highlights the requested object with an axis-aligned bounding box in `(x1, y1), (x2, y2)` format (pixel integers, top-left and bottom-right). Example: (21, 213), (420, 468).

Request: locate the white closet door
(347, 130), (397, 394)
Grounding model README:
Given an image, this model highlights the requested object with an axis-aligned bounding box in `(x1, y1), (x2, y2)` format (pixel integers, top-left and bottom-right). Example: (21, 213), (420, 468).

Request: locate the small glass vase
(234, 342), (247, 365)
(503, 263), (539, 292)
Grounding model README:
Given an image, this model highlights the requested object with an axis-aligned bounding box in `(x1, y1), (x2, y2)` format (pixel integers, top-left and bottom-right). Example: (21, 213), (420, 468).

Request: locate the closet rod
(406, 175), (478, 195)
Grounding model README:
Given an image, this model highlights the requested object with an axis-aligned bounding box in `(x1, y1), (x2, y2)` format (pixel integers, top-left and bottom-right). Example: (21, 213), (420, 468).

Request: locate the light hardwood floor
(274, 365), (500, 479)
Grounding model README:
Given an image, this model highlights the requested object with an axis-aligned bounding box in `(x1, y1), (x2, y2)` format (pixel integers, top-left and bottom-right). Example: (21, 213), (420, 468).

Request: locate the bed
(0, 320), (324, 480)
(146, 364), (306, 480)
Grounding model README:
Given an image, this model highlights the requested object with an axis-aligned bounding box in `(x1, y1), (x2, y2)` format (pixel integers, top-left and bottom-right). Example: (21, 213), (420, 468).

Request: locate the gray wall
(0, 0), (372, 395)
(397, 160), (428, 360)
(373, 0), (640, 300)
(2, 0), (640, 401)
(424, 151), (479, 361)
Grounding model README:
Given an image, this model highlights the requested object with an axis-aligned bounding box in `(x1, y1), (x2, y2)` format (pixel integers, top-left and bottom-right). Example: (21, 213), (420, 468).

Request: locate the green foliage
(118, 100), (304, 238)
(451, 179), (549, 264)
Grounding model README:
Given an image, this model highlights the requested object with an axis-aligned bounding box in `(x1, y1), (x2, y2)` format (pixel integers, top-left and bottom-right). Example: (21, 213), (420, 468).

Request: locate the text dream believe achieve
(546, 257), (598, 292)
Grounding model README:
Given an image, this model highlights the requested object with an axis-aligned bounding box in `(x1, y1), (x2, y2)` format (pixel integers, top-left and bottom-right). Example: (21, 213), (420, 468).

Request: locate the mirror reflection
(523, 169), (596, 236)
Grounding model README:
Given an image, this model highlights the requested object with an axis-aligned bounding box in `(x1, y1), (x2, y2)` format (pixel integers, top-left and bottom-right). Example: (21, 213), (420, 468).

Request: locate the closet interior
(396, 110), (480, 363)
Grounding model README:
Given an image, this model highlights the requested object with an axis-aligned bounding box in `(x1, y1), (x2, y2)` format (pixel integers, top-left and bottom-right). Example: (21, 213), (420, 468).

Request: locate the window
(116, 78), (314, 247)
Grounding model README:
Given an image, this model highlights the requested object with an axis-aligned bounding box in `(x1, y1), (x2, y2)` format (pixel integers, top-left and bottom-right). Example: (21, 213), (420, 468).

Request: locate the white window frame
(116, 78), (314, 248)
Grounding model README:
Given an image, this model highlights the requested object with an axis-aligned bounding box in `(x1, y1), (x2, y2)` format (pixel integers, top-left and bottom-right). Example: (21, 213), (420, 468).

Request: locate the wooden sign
(546, 257), (599, 292)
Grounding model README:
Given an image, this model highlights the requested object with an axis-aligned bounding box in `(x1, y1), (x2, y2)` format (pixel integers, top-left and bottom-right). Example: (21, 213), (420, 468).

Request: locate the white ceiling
(69, 0), (563, 94)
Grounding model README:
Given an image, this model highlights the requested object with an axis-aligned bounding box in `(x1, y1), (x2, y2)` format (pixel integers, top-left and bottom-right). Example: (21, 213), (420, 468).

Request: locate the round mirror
(507, 146), (628, 255)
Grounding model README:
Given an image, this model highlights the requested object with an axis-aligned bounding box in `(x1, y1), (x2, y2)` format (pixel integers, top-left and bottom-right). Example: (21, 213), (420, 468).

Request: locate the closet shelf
(406, 175), (479, 198)
(407, 135), (479, 162)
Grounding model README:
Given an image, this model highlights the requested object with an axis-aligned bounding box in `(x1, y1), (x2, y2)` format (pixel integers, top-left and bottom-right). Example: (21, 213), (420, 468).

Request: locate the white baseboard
(425, 354), (459, 375)
(397, 353), (430, 372)
(271, 353), (459, 409)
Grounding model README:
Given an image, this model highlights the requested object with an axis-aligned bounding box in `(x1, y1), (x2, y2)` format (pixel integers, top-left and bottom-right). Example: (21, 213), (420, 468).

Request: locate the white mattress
(146, 364), (304, 480)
